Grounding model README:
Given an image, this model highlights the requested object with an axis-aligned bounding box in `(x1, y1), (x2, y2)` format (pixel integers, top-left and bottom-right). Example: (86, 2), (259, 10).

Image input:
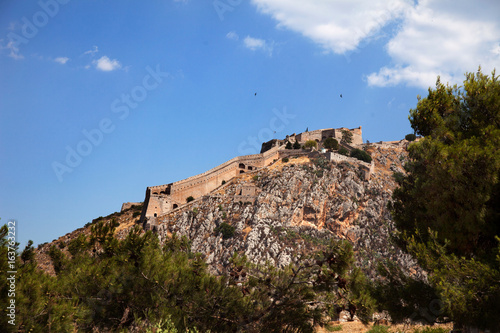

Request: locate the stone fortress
(139, 127), (365, 225)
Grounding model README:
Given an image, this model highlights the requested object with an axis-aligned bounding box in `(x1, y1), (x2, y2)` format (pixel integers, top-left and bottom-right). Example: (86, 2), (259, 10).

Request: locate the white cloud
(244, 36), (266, 50)
(243, 36), (274, 55)
(226, 31), (239, 41)
(367, 0), (500, 88)
(54, 57), (69, 65)
(83, 46), (99, 56)
(251, 0), (500, 88)
(0, 39), (24, 60)
(251, 0), (411, 54)
(93, 56), (122, 72)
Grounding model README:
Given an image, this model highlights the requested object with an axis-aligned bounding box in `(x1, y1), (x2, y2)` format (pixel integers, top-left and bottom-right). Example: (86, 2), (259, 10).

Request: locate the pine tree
(389, 69), (500, 331)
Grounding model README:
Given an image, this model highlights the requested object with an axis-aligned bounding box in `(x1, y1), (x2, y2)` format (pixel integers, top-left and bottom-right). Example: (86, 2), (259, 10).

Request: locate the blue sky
(1, 0), (499, 248)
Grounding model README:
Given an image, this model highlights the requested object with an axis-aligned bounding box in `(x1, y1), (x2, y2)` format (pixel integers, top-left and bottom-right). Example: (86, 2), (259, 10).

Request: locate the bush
(293, 140), (301, 149)
(350, 148), (372, 163)
(285, 141), (293, 149)
(338, 147), (349, 156)
(215, 222), (235, 239)
(186, 196), (194, 203)
(133, 211), (141, 218)
(405, 133), (417, 141)
(282, 157), (289, 163)
(304, 140), (318, 149)
(323, 137), (339, 150)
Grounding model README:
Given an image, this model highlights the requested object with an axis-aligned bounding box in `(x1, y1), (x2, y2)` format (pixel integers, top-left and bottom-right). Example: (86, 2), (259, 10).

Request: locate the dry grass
(316, 322), (453, 333)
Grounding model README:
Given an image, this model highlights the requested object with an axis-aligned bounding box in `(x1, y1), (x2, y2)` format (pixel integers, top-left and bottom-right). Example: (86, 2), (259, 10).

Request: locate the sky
(0, 0), (499, 248)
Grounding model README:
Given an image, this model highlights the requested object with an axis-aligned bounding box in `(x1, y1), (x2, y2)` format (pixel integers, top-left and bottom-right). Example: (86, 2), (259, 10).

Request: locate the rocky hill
(152, 143), (420, 278)
(36, 142), (421, 281)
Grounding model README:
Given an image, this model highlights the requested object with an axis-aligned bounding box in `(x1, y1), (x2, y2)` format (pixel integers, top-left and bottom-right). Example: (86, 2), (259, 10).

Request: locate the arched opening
(173, 204), (178, 209)
(153, 192), (159, 195)
(239, 163), (245, 169)
(247, 166), (253, 170)
(154, 213), (157, 217)
(240, 170), (245, 174)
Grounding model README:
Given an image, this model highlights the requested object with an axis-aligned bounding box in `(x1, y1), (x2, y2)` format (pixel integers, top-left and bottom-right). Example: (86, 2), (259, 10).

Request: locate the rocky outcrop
(154, 145), (421, 278)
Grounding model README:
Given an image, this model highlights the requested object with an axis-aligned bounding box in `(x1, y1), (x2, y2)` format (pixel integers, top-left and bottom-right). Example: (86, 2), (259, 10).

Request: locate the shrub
(282, 157), (289, 163)
(304, 140), (317, 149)
(186, 196), (194, 203)
(326, 324), (342, 332)
(285, 141), (293, 149)
(350, 148), (372, 163)
(338, 147), (349, 156)
(293, 140), (301, 149)
(405, 133), (417, 141)
(323, 137), (339, 150)
(253, 175), (260, 181)
(133, 211), (141, 218)
(215, 222), (235, 239)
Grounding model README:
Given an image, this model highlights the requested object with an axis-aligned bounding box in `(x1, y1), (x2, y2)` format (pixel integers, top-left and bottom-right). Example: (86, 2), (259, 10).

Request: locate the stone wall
(120, 202), (142, 212)
(325, 151), (374, 180)
(141, 144), (283, 222)
(141, 127), (364, 223)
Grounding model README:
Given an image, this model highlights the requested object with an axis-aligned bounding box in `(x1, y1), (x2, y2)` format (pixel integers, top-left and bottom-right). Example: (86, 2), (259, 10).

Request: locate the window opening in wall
(173, 204), (178, 209)
(239, 163), (245, 169)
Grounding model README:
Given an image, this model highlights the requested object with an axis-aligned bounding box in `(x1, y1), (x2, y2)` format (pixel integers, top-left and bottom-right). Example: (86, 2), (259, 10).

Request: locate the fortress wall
(120, 202), (142, 212)
(153, 145), (284, 208)
(145, 195), (174, 218)
(141, 128), (363, 222)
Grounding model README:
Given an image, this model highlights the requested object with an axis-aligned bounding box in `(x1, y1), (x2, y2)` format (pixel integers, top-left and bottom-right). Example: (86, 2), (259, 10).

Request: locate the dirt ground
(315, 321), (453, 333)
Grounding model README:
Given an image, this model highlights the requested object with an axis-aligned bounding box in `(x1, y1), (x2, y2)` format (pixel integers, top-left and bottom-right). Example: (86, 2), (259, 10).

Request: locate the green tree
(389, 69), (500, 330)
(405, 133), (416, 141)
(338, 147), (349, 156)
(304, 140), (318, 149)
(350, 149), (372, 163)
(186, 196), (194, 203)
(323, 137), (339, 150)
(293, 140), (301, 149)
(285, 141), (293, 149)
(341, 130), (353, 144)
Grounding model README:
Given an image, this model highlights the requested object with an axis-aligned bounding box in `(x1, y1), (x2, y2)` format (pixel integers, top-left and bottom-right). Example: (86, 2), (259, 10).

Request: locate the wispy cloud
(93, 56), (122, 72)
(243, 36), (274, 55)
(226, 31), (239, 41)
(83, 45), (99, 56)
(54, 57), (69, 65)
(0, 39), (24, 60)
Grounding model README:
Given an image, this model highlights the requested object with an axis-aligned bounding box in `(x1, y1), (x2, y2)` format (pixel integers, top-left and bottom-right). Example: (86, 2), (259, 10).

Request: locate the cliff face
(154, 144), (419, 278)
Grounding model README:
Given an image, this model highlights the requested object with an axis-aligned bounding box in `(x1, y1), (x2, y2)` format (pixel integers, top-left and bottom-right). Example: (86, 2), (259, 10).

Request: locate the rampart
(140, 144), (283, 222)
(140, 126), (364, 224)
